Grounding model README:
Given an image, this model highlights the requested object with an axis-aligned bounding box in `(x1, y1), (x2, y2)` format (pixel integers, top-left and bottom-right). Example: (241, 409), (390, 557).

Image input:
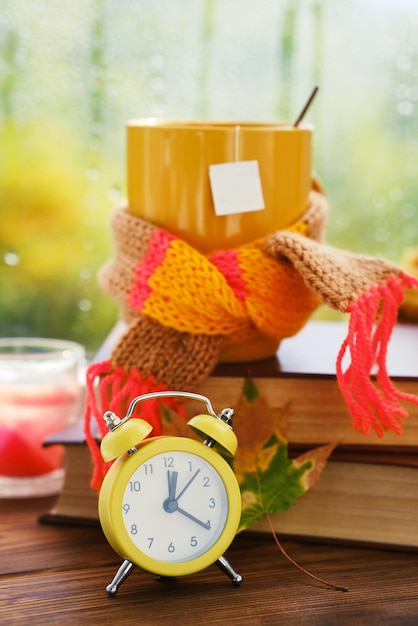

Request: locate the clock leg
(216, 555), (243, 586)
(106, 558), (135, 596)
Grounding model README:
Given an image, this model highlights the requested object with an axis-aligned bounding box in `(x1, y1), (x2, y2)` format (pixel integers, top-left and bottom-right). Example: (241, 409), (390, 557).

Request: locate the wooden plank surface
(1, 497), (418, 625)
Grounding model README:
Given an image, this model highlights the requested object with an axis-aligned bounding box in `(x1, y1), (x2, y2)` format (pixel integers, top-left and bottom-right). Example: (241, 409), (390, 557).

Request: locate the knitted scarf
(84, 188), (418, 488)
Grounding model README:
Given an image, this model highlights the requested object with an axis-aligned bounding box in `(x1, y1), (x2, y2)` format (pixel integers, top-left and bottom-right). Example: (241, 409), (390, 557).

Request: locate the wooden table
(1, 496), (418, 625)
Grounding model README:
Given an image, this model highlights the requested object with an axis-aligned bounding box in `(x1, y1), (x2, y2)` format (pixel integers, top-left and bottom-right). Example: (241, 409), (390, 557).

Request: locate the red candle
(0, 387), (78, 476)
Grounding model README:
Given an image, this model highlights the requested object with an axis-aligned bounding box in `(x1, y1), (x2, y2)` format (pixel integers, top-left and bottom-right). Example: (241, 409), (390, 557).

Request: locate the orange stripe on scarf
(127, 230), (320, 344)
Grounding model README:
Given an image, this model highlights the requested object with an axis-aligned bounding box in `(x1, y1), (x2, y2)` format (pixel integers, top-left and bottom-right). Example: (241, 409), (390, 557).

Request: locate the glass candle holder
(0, 338), (85, 498)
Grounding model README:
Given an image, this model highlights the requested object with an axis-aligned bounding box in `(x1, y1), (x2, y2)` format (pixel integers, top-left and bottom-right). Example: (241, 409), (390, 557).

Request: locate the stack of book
(41, 321), (418, 550)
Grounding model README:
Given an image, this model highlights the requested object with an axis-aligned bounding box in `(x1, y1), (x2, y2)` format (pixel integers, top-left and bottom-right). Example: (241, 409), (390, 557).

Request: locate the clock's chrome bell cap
(187, 414), (238, 458)
(100, 418), (153, 462)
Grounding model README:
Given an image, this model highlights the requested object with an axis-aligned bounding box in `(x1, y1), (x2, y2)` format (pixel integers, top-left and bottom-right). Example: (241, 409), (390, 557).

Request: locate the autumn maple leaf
(232, 378), (336, 532)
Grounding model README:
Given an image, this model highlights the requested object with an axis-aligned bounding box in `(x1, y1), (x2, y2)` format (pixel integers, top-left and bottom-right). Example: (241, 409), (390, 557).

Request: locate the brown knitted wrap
(264, 234), (401, 311)
(99, 190), (328, 388)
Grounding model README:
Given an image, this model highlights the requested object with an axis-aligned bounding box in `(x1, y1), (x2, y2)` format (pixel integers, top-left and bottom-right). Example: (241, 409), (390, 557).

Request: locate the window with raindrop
(1, 0), (418, 354)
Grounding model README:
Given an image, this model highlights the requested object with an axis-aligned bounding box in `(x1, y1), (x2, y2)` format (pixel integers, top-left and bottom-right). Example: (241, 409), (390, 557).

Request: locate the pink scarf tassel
(336, 274), (418, 436)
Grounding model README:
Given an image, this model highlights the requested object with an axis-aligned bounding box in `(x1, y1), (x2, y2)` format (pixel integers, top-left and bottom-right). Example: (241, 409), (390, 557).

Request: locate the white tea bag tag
(209, 160), (265, 216)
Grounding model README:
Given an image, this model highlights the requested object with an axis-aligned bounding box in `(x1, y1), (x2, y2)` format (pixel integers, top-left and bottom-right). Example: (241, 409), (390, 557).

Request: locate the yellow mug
(127, 119), (313, 254)
(126, 119), (314, 360)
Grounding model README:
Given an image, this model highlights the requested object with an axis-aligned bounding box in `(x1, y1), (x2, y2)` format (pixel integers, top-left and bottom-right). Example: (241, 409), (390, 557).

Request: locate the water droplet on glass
(396, 84), (410, 99)
(397, 100), (414, 116)
(372, 193), (387, 209)
(78, 298), (92, 312)
(4, 252), (20, 266)
(403, 223), (417, 239)
(151, 53), (165, 68)
(84, 214), (97, 227)
(83, 239), (95, 251)
(401, 203), (416, 218)
(79, 267), (92, 280)
(404, 163), (418, 178)
(151, 76), (165, 92)
(108, 187), (122, 202)
(389, 187), (403, 202)
(86, 167), (99, 181)
(397, 55), (412, 72)
(88, 138), (101, 152)
(374, 228), (389, 243)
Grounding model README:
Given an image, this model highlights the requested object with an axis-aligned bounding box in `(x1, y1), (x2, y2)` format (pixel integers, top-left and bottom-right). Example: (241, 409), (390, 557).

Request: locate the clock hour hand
(167, 470), (178, 500)
(175, 506), (211, 530)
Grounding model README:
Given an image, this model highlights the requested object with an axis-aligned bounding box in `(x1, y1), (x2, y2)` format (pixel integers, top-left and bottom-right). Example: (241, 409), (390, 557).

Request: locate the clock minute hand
(175, 469), (201, 501)
(175, 505), (211, 530)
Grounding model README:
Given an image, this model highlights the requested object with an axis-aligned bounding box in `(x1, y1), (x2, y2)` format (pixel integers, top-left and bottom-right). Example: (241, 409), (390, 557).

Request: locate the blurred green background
(1, 0), (418, 356)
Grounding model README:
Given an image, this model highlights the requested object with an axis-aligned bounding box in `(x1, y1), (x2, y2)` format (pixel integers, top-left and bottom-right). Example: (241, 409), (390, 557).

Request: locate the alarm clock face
(122, 449), (229, 564)
(99, 436), (242, 577)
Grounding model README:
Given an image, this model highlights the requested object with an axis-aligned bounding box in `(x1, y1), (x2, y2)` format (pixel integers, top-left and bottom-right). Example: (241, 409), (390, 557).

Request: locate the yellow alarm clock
(98, 391), (243, 596)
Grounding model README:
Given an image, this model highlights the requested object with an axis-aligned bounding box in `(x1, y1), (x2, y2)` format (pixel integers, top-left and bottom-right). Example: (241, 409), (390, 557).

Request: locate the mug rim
(127, 118), (314, 132)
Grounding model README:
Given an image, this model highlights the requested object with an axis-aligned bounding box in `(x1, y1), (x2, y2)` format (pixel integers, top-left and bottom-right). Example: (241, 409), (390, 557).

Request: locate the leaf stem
(265, 515), (349, 592)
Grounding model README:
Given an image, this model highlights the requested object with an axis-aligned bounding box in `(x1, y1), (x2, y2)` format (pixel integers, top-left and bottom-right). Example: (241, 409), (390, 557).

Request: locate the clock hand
(163, 489), (210, 529)
(164, 470), (208, 525)
(175, 469), (201, 501)
(163, 471), (179, 513)
(167, 470), (178, 501)
(175, 506), (211, 530)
